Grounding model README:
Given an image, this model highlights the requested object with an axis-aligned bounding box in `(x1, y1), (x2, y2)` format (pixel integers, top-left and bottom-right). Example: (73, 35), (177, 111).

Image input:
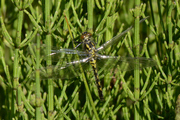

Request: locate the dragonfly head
(80, 32), (92, 41)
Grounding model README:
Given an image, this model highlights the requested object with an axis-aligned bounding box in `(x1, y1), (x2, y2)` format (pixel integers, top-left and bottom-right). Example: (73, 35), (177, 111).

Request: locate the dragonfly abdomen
(90, 59), (104, 100)
(82, 32), (104, 100)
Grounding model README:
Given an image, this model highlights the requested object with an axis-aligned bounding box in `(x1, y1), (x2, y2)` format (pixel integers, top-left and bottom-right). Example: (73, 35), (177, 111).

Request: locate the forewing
(96, 17), (148, 52)
(27, 44), (88, 62)
(49, 48), (88, 62)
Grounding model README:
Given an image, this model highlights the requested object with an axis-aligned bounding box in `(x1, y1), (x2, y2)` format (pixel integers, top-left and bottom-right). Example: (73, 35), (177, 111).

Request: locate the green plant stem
(11, 9), (24, 119)
(105, 3), (113, 53)
(87, 0), (93, 33)
(45, 0), (54, 119)
(35, 33), (41, 119)
(17, 84), (22, 112)
(16, 11), (24, 117)
(12, 49), (19, 118)
(134, 1), (140, 120)
(167, 0), (173, 108)
(16, 10), (23, 45)
(82, 76), (100, 120)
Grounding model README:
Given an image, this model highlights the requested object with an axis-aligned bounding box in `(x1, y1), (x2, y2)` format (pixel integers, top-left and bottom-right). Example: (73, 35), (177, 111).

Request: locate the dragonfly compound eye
(80, 32), (92, 40)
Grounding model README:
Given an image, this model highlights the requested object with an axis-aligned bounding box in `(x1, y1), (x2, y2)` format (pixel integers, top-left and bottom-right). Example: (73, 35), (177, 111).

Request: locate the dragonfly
(35, 17), (156, 100)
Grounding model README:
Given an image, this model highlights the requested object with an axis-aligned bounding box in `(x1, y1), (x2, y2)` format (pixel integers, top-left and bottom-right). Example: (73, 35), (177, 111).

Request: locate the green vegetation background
(1, 0), (180, 119)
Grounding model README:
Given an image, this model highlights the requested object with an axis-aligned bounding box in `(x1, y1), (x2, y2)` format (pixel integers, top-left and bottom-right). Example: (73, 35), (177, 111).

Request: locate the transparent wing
(51, 48), (88, 56)
(27, 44), (89, 62)
(96, 54), (157, 75)
(28, 45), (92, 80)
(97, 17), (149, 52)
(49, 48), (89, 62)
(30, 54), (156, 80)
(31, 57), (93, 80)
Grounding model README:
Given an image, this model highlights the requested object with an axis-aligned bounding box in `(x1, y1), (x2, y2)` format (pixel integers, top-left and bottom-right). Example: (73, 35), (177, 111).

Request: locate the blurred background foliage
(1, 0), (180, 119)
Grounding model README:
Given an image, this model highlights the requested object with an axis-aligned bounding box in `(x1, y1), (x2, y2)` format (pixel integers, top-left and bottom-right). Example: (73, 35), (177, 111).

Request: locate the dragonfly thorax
(80, 32), (96, 53)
